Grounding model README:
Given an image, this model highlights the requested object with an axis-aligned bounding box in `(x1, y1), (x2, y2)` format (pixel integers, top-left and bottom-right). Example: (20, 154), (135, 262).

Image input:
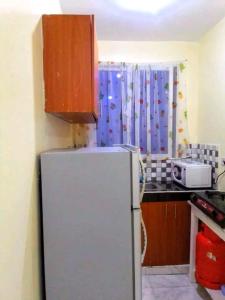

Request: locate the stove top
(191, 191), (225, 228)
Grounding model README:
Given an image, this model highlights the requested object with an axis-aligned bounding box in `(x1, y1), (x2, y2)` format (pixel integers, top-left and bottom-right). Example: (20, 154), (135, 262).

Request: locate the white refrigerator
(40, 146), (142, 300)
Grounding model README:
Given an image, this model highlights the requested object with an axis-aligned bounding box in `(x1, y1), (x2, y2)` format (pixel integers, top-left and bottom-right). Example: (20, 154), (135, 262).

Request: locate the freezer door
(132, 209), (142, 300)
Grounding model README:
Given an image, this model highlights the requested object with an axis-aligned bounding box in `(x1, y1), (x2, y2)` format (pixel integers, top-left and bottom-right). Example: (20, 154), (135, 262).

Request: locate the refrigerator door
(132, 209), (142, 300)
(41, 148), (135, 300)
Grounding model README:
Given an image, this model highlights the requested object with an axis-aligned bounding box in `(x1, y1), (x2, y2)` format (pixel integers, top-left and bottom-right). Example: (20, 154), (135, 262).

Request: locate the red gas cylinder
(196, 224), (225, 289)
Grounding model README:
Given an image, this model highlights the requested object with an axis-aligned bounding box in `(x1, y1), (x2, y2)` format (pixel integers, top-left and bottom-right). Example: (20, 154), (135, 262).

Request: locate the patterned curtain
(174, 63), (189, 157)
(74, 61), (189, 158)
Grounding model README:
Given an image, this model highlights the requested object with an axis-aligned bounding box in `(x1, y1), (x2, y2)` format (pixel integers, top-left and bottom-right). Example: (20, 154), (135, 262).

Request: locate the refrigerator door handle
(132, 209), (142, 300)
(131, 151), (141, 209)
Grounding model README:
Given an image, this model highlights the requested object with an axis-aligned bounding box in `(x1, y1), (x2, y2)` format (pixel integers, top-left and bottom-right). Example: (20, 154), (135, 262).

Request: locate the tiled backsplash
(186, 144), (219, 168)
(146, 159), (172, 182)
(145, 143), (219, 183)
(186, 143), (219, 183)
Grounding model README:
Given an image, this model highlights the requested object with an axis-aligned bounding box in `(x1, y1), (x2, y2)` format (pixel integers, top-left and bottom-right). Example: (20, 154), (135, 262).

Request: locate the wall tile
(145, 143), (219, 183)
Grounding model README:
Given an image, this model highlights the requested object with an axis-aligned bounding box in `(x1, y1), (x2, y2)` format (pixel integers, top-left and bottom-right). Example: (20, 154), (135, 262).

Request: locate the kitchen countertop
(144, 181), (216, 194)
(142, 181), (216, 202)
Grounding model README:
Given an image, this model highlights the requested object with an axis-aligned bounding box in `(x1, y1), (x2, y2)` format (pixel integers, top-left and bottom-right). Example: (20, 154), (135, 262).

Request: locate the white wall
(199, 18), (225, 153)
(98, 41), (200, 143)
(198, 16), (225, 188)
(0, 3), (73, 300)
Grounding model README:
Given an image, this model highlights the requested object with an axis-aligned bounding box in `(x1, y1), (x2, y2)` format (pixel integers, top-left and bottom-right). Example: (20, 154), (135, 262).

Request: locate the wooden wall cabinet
(141, 201), (191, 266)
(42, 15), (98, 123)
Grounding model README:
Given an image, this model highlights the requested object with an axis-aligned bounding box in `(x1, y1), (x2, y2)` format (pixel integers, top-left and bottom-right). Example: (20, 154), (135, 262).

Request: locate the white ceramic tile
(142, 287), (155, 300)
(142, 265), (189, 275)
(144, 286), (203, 300)
(141, 272), (218, 300)
(206, 288), (225, 300)
(143, 274), (193, 289)
(192, 144), (198, 149)
(142, 276), (152, 289)
(211, 144), (219, 151)
(142, 274), (206, 300)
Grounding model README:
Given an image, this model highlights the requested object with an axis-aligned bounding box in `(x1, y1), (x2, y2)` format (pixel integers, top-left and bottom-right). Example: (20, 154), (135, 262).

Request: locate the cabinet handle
(165, 204), (168, 217)
(174, 204), (177, 219)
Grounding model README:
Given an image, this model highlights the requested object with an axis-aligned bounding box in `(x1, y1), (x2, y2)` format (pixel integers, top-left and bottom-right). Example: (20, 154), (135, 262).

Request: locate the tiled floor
(142, 274), (212, 300)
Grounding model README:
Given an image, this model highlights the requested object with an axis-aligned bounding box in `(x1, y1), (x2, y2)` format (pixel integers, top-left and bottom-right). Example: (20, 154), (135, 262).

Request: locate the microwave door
(173, 165), (183, 184)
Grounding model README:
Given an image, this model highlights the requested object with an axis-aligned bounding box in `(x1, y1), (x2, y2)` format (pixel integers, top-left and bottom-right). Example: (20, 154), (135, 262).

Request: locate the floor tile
(144, 286), (204, 300)
(206, 288), (225, 300)
(143, 274), (193, 288)
(142, 265), (189, 275)
(142, 274), (207, 300)
(142, 287), (154, 300)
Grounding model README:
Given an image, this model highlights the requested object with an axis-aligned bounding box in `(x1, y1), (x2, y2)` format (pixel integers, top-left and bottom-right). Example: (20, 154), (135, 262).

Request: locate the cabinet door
(42, 15), (98, 123)
(173, 201), (191, 264)
(141, 202), (168, 266)
(141, 201), (190, 266)
(163, 201), (177, 265)
(91, 16), (98, 118)
(162, 201), (190, 265)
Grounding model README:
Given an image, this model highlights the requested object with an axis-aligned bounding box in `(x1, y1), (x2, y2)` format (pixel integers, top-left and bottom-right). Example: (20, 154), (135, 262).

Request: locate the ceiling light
(115, 0), (178, 14)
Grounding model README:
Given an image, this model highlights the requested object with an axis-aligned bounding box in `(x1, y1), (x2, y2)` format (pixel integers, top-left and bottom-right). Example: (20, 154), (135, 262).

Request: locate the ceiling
(59, 0), (225, 41)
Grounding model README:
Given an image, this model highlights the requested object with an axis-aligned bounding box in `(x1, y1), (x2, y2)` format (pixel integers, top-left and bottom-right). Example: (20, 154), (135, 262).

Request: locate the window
(97, 62), (188, 158)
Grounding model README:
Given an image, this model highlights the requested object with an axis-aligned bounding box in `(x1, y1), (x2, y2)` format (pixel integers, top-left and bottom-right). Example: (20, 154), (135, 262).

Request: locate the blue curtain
(97, 70), (123, 146)
(97, 63), (170, 155)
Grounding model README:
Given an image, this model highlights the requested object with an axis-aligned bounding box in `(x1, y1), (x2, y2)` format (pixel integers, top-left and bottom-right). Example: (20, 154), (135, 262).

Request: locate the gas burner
(191, 191), (225, 228)
(205, 191), (225, 201)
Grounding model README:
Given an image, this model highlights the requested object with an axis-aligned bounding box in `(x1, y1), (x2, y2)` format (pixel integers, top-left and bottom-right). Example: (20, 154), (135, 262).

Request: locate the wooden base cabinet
(42, 15), (98, 123)
(141, 201), (191, 266)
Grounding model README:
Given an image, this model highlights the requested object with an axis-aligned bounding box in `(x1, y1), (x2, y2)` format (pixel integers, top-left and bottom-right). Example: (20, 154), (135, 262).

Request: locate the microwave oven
(171, 160), (212, 188)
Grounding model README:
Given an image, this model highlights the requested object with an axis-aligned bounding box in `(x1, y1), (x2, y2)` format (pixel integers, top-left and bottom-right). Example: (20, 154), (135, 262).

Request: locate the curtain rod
(99, 59), (188, 66)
